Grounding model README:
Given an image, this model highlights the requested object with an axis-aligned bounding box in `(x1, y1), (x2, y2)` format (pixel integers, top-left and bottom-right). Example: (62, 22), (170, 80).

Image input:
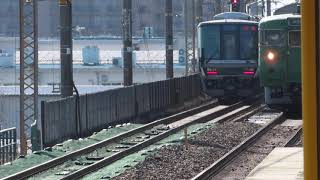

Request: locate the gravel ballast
(211, 125), (298, 180)
(112, 122), (261, 180)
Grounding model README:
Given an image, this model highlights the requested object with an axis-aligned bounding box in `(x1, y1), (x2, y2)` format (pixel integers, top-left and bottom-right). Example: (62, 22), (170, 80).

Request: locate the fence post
(41, 101), (45, 147)
(13, 129), (16, 161)
(31, 121), (41, 152)
(0, 128), (17, 165)
(1, 132), (3, 164)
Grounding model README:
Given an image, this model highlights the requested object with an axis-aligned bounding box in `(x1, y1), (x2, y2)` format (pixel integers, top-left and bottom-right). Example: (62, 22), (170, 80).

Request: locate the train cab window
(289, 31), (301, 47)
(199, 25), (220, 60)
(261, 30), (286, 46)
(223, 33), (237, 60)
(222, 25), (238, 60)
(240, 25), (258, 60)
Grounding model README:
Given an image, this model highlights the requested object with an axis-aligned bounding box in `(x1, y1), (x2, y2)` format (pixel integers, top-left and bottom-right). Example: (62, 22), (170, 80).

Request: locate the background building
(0, 0), (226, 38)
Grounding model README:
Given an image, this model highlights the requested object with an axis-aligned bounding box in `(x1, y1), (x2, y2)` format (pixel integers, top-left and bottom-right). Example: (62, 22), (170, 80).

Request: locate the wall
(41, 74), (201, 147)
(0, 95), (60, 136)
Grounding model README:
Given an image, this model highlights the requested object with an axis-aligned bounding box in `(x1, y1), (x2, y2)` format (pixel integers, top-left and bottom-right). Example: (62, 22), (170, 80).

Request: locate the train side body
(258, 14), (301, 105)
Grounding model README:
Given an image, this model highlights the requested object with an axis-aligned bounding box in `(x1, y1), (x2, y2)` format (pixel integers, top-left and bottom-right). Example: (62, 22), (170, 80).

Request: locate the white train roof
(260, 14), (301, 24)
(199, 19), (258, 27)
(213, 12), (253, 20)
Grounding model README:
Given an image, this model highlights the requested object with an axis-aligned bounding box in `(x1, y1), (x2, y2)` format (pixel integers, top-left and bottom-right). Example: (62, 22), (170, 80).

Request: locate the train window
(222, 25), (238, 59)
(223, 25), (237, 31)
(240, 26), (258, 60)
(289, 31), (301, 47)
(261, 30), (286, 46)
(288, 18), (301, 26)
(223, 33), (237, 60)
(199, 25), (220, 60)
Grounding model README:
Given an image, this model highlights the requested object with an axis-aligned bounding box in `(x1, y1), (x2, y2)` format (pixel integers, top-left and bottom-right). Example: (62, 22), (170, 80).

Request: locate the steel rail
(231, 104), (266, 123)
(285, 126), (303, 147)
(191, 112), (285, 180)
(60, 99), (261, 179)
(3, 100), (220, 180)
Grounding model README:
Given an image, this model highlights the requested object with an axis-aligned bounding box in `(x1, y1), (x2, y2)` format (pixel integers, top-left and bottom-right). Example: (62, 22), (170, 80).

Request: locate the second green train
(258, 14), (301, 105)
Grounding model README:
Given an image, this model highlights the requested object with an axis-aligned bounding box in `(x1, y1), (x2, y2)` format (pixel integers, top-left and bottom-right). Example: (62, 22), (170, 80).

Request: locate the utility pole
(213, 0), (222, 15)
(196, 0), (203, 24)
(184, 0), (196, 75)
(122, 0), (133, 86)
(165, 0), (173, 79)
(191, 0), (196, 73)
(261, 0), (265, 17)
(19, 0), (39, 155)
(184, 0), (188, 75)
(266, 0), (271, 16)
(60, 0), (73, 97)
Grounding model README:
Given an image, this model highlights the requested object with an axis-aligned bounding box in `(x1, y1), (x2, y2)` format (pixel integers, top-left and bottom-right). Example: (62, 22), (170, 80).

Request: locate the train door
(287, 30), (301, 83)
(222, 25), (238, 60)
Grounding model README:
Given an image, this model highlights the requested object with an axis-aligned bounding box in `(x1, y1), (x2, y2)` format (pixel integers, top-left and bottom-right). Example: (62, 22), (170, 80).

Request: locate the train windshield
(222, 25), (238, 60)
(199, 23), (258, 60)
(289, 31), (301, 47)
(261, 30), (286, 46)
(240, 25), (258, 60)
(199, 25), (220, 60)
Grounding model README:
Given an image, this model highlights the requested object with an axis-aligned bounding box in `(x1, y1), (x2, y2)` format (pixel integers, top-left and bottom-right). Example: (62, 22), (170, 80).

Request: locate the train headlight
(265, 50), (277, 64)
(267, 52), (275, 61)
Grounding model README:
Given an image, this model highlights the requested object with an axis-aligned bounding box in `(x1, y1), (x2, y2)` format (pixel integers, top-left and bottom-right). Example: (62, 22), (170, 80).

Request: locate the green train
(258, 14), (301, 105)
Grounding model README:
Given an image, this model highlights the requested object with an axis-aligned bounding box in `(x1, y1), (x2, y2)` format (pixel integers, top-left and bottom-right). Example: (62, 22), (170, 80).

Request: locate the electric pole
(122, 0), (133, 86)
(261, 0), (265, 17)
(266, 0), (271, 16)
(19, 0), (39, 155)
(184, 0), (196, 75)
(60, 0), (73, 97)
(196, 0), (203, 25)
(165, 0), (173, 79)
(191, 0), (196, 73)
(213, 0), (222, 15)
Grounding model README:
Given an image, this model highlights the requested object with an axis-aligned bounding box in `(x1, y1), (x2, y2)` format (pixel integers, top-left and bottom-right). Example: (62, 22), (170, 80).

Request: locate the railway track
(4, 97), (261, 180)
(191, 116), (302, 180)
(111, 100), (268, 180)
(285, 127), (303, 147)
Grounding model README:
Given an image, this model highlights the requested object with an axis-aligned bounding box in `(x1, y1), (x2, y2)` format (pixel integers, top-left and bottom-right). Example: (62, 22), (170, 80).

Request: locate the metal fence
(41, 74), (201, 147)
(0, 128), (17, 165)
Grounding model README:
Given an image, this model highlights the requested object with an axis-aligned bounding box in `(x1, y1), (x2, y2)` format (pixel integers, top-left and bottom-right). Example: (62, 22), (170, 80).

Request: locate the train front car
(259, 14), (301, 105)
(198, 12), (259, 97)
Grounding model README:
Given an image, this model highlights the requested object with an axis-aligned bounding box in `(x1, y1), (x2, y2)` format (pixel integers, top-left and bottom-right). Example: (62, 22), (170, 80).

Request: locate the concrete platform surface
(281, 120), (303, 127)
(245, 147), (303, 180)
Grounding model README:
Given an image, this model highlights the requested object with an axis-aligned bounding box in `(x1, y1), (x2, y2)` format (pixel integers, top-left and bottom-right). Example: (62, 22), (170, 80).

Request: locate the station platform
(245, 147), (303, 180)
